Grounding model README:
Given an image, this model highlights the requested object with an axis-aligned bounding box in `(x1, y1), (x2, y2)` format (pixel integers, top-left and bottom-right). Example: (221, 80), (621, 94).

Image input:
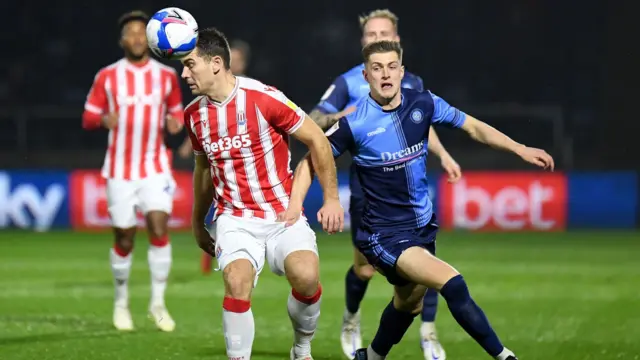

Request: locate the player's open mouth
(381, 83), (392, 90)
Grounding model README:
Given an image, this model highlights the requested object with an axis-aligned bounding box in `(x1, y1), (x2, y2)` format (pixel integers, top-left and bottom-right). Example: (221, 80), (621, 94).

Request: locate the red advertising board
(438, 172), (567, 231)
(69, 170), (193, 230)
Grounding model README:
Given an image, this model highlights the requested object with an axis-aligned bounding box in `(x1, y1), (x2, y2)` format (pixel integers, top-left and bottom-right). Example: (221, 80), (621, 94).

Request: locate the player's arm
(427, 127), (461, 182)
(430, 91), (554, 170)
(82, 70), (114, 130)
(308, 76), (351, 130)
(186, 113), (216, 256)
(166, 71), (185, 134)
(290, 118), (353, 206)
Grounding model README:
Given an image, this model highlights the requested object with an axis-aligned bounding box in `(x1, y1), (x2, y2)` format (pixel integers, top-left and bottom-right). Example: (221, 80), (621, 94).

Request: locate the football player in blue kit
(308, 9), (460, 360)
(288, 40), (555, 359)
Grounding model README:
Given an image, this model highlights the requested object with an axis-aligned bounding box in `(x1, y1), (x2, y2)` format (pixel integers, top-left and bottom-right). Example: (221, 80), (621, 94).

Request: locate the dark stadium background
(1, 1), (639, 359)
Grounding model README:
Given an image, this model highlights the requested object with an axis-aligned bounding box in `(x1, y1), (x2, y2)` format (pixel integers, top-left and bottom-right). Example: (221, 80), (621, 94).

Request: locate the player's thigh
(215, 214), (266, 288)
(106, 179), (138, 229)
(352, 246), (376, 279)
(396, 247), (459, 290)
(137, 173), (176, 215)
(394, 282), (428, 313)
(266, 217), (318, 278)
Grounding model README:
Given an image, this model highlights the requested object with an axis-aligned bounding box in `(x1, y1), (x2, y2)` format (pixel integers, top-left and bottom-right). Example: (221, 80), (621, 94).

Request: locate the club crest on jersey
(237, 111), (247, 125)
(410, 109), (424, 124)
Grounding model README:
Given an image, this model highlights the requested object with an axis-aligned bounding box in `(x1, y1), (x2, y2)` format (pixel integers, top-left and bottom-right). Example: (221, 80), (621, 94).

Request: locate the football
(146, 7), (198, 59)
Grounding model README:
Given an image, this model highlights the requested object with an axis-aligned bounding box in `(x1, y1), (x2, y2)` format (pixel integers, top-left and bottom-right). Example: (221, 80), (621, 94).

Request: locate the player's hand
(517, 146), (555, 171)
(194, 226), (216, 257)
(101, 113), (119, 130)
(166, 115), (183, 134)
(331, 106), (357, 124)
(277, 204), (302, 227)
(178, 141), (192, 159)
(317, 198), (344, 235)
(440, 154), (462, 183)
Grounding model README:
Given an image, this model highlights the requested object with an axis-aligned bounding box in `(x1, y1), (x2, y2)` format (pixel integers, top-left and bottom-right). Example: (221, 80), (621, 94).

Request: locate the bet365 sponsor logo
(439, 173), (567, 231)
(202, 134), (252, 157)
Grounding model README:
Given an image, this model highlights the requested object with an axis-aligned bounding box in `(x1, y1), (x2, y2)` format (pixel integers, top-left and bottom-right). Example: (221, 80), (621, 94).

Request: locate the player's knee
(146, 212), (169, 239)
(394, 297), (423, 315)
(222, 260), (255, 301)
(284, 251), (319, 297)
(114, 228), (135, 253)
(354, 264), (376, 280)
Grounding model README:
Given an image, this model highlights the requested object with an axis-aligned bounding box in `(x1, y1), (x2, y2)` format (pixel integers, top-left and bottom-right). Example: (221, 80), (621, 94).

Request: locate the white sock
(367, 345), (385, 360)
(420, 321), (437, 338)
(148, 243), (172, 307)
(110, 248), (132, 308)
(288, 286), (322, 357)
(495, 347), (516, 360)
(222, 297), (254, 359)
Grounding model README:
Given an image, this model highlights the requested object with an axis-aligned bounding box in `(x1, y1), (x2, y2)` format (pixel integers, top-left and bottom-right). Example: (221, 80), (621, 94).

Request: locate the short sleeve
(430, 91), (467, 128)
(84, 70), (108, 115)
(184, 111), (204, 154)
(166, 71), (184, 118)
(262, 88), (306, 134)
(325, 117), (355, 158)
(313, 76), (350, 114)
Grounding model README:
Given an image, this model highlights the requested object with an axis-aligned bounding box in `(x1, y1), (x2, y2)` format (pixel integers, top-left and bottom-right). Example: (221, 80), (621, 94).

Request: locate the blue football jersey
(314, 64), (424, 114)
(325, 88), (466, 231)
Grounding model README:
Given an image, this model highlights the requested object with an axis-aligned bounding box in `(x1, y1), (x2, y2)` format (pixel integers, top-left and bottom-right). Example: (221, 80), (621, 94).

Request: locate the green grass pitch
(1, 230), (639, 359)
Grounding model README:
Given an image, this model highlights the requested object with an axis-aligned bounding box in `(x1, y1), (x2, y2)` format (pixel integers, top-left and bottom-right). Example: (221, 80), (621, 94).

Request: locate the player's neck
(126, 55), (150, 67)
(370, 92), (402, 111)
(206, 73), (237, 103)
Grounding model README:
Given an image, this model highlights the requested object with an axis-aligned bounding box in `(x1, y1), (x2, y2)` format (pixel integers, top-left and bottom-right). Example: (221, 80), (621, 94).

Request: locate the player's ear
(362, 69), (369, 82)
(400, 65), (405, 79)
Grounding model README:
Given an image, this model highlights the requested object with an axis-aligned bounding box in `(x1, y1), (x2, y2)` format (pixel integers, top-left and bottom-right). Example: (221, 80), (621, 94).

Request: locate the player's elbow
(82, 111), (102, 130)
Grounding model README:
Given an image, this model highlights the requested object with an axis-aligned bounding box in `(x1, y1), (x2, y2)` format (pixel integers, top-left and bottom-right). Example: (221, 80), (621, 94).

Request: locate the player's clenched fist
(317, 198), (344, 235)
(101, 112), (119, 130)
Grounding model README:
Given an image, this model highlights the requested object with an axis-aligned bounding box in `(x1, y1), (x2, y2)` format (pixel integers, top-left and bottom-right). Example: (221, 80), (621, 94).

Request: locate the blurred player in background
(81, 11), (184, 332)
(308, 9), (460, 359)
(197, 38), (252, 273)
(291, 40), (554, 360)
(181, 28), (343, 360)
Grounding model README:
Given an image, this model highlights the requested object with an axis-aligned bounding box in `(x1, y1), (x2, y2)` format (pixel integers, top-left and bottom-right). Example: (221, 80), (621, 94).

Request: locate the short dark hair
(362, 40), (403, 63)
(230, 39), (251, 63)
(118, 10), (149, 32)
(196, 28), (231, 69)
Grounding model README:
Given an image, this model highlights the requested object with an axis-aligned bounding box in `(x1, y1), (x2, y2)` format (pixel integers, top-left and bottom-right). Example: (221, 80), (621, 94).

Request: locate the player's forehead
(181, 49), (201, 64)
(122, 20), (146, 34)
(363, 17), (396, 34)
(368, 51), (401, 65)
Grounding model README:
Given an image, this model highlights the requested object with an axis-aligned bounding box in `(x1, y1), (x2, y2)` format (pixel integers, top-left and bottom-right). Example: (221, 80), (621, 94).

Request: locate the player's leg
(360, 282), (427, 359)
(267, 218), (322, 360)
(341, 248), (371, 358)
(201, 204), (216, 274)
(106, 179), (138, 331)
(342, 174), (368, 358)
(216, 214), (266, 359)
(419, 241), (445, 360)
(395, 247), (517, 360)
(139, 174), (176, 331)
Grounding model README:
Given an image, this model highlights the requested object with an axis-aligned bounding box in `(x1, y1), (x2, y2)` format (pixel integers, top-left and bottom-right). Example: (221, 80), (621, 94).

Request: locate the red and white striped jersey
(185, 77), (307, 220)
(82, 58), (184, 180)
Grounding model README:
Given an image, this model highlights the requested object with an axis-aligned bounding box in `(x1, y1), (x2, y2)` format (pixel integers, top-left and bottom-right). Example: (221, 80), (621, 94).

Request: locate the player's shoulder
(340, 64), (365, 82)
(238, 76), (291, 105)
(93, 59), (123, 80)
(402, 70), (424, 89)
(402, 87), (433, 103)
(185, 96), (206, 115)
